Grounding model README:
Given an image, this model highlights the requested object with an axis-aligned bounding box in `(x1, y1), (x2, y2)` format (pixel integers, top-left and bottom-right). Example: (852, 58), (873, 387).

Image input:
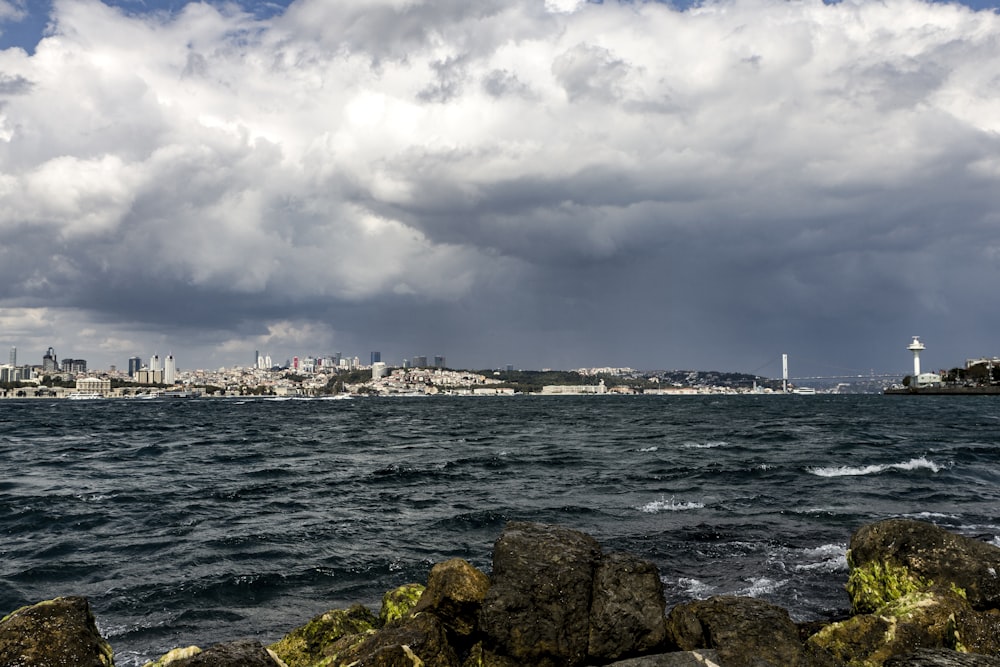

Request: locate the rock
(953, 607), (1000, 655)
(479, 521), (602, 666)
(606, 650), (723, 666)
(806, 586), (970, 666)
(665, 595), (805, 667)
(143, 646), (202, 667)
(849, 520), (1000, 610)
(884, 648), (1000, 666)
(380, 583), (426, 626)
(0, 596), (114, 667)
(268, 603), (378, 667)
(151, 639), (284, 666)
(335, 611), (459, 666)
(588, 551), (669, 662)
(412, 558), (491, 639)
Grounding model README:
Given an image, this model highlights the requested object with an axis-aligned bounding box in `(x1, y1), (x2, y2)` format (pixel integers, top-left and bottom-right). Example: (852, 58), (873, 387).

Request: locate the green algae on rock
(847, 558), (933, 615)
(380, 583), (427, 626)
(268, 604), (378, 667)
(0, 596), (114, 667)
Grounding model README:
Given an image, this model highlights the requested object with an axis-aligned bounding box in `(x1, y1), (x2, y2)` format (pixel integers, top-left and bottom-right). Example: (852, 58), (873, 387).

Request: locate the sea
(2, 394), (999, 665)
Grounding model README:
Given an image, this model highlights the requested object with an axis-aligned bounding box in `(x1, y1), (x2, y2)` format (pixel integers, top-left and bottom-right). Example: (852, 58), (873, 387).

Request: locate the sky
(1, 0), (1000, 377)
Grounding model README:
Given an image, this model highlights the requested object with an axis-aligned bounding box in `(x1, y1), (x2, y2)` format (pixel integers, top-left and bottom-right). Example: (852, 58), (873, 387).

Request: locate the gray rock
(162, 639), (282, 666)
(413, 557), (490, 640)
(589, 551), (669, 661)
(0, 596), (114, 667)
(666, 595), (805, 667)
(884, 648), (1000, 666)
(480, 521), (602, 667)
(336, 611), (460, 667)
(607, 649), (723, 666)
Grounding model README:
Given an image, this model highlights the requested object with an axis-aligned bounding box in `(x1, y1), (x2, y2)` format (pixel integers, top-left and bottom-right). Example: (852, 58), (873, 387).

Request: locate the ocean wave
(807, 456), (942, 477)
(682, 441), (728, 449)
(676, 576), (715, 598)
(638, 446), (658, 452)
(737, 577), (788, 597)
(638, 496), (705, 513)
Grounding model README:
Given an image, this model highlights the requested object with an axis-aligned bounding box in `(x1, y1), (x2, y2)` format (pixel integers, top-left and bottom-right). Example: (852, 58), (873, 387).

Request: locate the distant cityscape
(0, 343), (903, 399)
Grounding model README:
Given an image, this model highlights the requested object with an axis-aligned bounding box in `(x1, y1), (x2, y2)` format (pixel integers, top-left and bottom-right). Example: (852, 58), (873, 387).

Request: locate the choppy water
(2, 394), (999, 665)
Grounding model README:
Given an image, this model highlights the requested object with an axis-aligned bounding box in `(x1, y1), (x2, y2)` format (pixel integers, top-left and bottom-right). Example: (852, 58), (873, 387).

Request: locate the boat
(67, 392), (104, 400)
(791, 387), (817, 395)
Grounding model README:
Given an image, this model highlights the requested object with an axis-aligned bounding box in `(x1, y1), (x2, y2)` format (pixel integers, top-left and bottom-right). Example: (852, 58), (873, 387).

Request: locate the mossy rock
(0, 596), (114, 667)
(847, 557), (932, 614)
(379, 583), (426, 626)
(142, 646), (202, 667)
(807, 586), (971, 667)
(269, 604), (378, 667)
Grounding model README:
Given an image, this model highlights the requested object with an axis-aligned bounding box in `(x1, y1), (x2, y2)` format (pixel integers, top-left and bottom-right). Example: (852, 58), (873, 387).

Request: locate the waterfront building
(75, 377), (111, 395)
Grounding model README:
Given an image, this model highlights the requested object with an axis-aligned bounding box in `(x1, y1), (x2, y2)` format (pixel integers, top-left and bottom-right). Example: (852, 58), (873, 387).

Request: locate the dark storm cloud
(1, 0), (1000, 373)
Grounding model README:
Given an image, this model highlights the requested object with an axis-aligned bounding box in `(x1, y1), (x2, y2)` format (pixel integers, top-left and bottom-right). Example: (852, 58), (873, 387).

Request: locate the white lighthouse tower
(907, 336), (925, 379)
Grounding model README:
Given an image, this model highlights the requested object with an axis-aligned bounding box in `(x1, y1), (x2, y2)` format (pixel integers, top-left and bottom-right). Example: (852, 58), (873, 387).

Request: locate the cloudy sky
(1, 0), (1000, 377)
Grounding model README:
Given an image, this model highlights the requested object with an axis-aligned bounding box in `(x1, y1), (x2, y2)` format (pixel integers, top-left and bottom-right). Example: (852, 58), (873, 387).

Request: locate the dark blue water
(2, 394), (998, 665)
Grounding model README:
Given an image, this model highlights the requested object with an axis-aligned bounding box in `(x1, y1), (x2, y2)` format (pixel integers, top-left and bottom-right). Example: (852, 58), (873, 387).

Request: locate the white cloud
(2, 0), (1000, 370)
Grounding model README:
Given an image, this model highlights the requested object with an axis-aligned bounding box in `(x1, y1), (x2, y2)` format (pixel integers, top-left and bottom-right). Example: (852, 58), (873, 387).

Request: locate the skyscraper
(42, 347), (58, 372)
(9, 347), (15, 367)
(164, 354), (176, 385)
(150, 354), (161, 372)
(128, 356), (142, 377)
(434, 356), (446, 369)
(371, 351), (381, 365)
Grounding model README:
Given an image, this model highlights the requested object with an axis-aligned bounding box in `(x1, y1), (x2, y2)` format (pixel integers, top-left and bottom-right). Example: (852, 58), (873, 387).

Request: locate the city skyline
(3, 1), (1000, 377)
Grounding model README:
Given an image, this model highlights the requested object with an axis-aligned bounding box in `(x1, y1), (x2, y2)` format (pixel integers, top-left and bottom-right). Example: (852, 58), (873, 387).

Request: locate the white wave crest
(683, 441), (728, 449)
(638, 446), (658, 452)
(738, 577), (788, 597)
(638, 496), (705, 513)
(677, 577), (715, 598)
(808, 456), (942, 477)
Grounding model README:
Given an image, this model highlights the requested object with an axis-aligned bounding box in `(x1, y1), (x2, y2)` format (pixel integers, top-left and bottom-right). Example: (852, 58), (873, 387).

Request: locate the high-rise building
(128, 356), (142, 377)
(434, 356), (446, 369)
(62, 359), (87, 374)
(150, 354), (162, 372)
(9, 347), (15, 367)
(42, 347), (58, 372)
(255, 350), (260, 368)
(370, 351), (381, 365)
(164, 354), (176, 384)
(412, 356), (428, 368)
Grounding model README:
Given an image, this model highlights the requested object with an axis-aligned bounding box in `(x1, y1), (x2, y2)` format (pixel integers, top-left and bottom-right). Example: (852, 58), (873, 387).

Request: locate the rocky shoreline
(3, 519), (1000, 666)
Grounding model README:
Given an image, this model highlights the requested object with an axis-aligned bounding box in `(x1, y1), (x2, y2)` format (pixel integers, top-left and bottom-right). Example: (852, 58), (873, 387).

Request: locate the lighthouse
(907, 336), (925, 379)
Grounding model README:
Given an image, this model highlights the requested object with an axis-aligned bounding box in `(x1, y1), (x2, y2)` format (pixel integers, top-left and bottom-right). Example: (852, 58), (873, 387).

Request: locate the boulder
(335, 611), (459, 666)
(148, 639), (284, 666)
(588, 551), (669, 661)
(0, 596), (114, 667)
(268, 603), (378, 667)
(479, 521), (602, 666)
(380, 583), (426, 626)
(849, 520), (1000, 610)
(884, 648), (1000, 666)
(605, 650), (723, 666)
(412, 558), (491, 639)
(806, 586), (970, 666)
(665, 595), (805, 667)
